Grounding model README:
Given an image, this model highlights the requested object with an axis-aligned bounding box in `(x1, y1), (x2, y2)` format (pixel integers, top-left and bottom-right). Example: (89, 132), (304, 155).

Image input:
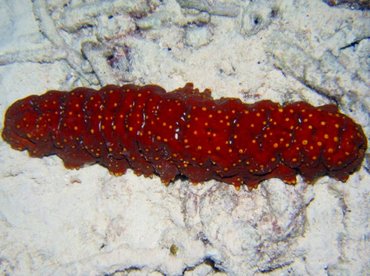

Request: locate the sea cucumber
(1, 83), (367, 189)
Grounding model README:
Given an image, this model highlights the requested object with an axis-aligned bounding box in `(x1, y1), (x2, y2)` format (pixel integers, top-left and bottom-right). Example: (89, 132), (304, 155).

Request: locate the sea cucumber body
(2, 83), (367, 189)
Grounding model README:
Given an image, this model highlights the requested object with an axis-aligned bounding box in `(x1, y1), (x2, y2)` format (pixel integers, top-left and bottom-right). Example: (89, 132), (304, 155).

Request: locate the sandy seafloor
(0, 0), (369, 275)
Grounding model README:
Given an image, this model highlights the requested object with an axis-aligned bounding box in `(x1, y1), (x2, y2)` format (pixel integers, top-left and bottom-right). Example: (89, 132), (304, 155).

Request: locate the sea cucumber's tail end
(329, 122), (367, 182)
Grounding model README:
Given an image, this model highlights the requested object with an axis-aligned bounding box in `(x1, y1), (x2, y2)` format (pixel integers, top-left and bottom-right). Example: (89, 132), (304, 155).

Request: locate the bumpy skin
(2, 83), (367, 189)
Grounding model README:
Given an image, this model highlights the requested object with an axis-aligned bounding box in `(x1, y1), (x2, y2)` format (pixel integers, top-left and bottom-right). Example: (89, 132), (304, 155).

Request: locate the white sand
(0, 0), (369, 275)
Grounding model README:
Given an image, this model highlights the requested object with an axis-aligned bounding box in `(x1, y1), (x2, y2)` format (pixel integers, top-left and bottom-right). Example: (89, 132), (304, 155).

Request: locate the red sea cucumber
(1, 83), (367, 189)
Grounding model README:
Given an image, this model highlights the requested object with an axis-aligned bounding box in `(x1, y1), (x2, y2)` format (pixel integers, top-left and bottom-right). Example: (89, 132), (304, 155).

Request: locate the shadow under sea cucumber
(2, 83), (367, 189)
